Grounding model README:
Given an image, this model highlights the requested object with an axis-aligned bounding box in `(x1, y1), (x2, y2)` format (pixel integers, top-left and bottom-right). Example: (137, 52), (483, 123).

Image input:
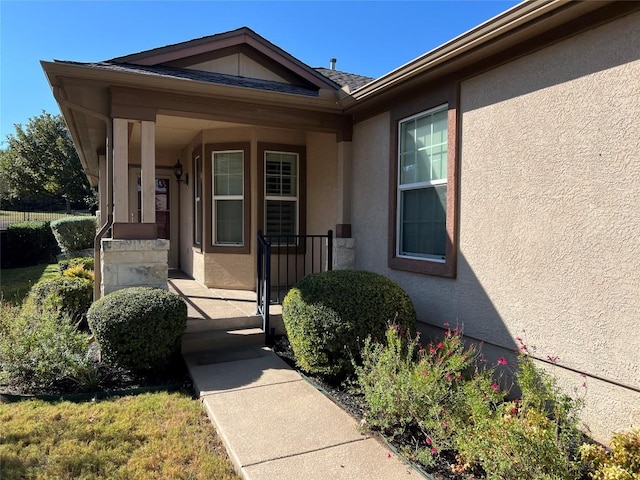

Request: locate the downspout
(53, 87), (113, 301)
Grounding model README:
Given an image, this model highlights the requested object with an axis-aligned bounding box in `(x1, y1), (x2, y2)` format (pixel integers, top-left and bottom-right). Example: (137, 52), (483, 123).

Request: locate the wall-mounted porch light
(173, 159), (188, 185)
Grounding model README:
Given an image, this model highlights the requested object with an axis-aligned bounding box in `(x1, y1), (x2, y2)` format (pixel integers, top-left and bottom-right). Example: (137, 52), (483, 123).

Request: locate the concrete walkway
(171, 273), (424, 480)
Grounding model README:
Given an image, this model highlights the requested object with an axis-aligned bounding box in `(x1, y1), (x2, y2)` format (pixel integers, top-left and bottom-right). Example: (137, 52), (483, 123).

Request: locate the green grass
(0, 392), (241, 480)
(0, 263), (61, 304)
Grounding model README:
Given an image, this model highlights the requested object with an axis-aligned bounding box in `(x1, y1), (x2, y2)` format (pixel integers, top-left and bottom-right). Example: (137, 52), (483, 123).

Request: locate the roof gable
(109, 27), (339, 91)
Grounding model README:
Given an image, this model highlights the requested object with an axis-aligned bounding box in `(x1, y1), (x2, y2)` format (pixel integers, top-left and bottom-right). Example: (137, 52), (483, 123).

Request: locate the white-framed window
(212, 150), (244, 246)
(264, 151), (298, 238)
(397, 104), (448, 262)
(193, 154), (202, 247)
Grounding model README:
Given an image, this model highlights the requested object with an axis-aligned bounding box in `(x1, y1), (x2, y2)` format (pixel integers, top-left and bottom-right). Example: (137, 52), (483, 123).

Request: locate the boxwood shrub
(27, 276), (94, 328)
(282, 269), (416, 379)
(50, 216), (97, 254)
(0, 221), (59, 268)
(87, 287), (187, 372)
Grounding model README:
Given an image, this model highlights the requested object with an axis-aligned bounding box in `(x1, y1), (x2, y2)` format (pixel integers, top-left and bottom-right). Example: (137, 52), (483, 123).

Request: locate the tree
(0, 112), (94, 211)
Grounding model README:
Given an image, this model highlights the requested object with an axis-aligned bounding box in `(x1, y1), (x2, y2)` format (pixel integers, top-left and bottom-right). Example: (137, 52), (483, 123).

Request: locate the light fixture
(173, 159), (188, 185)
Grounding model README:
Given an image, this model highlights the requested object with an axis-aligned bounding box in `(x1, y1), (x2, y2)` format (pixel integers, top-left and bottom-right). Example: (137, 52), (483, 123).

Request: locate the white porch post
(140, 120), (156, 223)
(113, 118), (129, 223)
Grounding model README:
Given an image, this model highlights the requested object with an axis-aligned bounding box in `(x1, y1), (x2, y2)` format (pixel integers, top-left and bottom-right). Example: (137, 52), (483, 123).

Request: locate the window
(258, 143), (306, 246)
(397, 105), (448, 261)
(193, 153), (202, 247)
(212, 150), (244, 246)
(389, 92), (457, 278)
(264, 151), (298, 237)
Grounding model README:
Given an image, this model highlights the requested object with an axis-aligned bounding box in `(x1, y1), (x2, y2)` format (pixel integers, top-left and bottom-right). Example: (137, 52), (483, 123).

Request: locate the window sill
(389, 255), (456, 278)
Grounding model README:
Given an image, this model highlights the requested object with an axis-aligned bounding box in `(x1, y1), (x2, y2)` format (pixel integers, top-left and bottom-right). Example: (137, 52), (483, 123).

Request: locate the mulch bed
(271, 337), (483, 480)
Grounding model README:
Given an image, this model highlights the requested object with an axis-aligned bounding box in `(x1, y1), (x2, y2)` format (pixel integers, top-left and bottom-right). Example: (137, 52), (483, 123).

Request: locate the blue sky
(0, 0), (519, 146)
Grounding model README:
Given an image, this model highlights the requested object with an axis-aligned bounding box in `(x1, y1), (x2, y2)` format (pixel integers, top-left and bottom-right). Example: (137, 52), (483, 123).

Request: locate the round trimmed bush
(282, 269), (416, 379)
(87, 287), (187, 372)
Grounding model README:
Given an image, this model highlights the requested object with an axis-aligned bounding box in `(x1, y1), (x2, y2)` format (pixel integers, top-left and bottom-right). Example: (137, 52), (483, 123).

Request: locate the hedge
(0, 221), (59, 268)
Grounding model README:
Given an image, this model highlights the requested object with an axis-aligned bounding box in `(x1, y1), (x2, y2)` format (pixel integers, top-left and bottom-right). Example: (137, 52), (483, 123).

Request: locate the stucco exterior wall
(305, 131), (339, 236)
(178, 126), (339, 289)
(351, 12), (640, 442)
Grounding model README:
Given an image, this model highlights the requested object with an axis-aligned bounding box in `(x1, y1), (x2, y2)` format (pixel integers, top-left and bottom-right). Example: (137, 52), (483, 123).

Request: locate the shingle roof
(56, 61), (320, 97)
(315, 68), (374, 92)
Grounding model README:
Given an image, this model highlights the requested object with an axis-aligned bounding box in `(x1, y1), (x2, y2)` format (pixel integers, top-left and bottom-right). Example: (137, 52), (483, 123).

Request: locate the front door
(128, 168), (179, 268)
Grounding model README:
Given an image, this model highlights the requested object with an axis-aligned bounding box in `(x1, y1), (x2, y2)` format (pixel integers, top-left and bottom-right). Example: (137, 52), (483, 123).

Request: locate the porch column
(140, 120), (156, 223)
(334, 140), (356, 269)
(113, 118), (129, 223)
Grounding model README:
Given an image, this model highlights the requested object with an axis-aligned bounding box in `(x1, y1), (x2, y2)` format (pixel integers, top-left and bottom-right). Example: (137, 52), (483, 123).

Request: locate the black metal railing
(257, 230), (333, 344)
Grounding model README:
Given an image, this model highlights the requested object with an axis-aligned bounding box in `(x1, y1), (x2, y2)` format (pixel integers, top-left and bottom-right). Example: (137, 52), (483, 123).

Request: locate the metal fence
(0, 210), (93, 230)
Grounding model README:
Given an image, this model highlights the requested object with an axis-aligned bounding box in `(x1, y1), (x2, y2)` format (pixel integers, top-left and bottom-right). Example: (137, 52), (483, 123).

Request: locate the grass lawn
(0, 263), (60, 304)
(0, 391), (241, 480)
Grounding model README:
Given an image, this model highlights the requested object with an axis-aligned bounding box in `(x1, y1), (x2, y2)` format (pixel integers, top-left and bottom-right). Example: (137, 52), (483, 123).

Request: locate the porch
(169, 270), (282, 355)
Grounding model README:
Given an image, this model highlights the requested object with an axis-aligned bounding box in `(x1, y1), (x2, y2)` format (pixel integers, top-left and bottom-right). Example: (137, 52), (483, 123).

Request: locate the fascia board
(41, 61), (342, 113)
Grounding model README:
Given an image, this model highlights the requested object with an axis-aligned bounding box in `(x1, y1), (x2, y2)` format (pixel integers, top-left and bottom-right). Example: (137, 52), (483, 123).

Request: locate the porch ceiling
(128, 115), (244, 150)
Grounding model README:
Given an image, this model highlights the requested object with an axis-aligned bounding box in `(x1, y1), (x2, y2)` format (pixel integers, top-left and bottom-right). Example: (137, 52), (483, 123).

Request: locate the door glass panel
(137, 177), (170, 239)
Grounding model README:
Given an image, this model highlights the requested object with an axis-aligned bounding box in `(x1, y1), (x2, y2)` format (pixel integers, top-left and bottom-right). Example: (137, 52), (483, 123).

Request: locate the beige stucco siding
(352, 11), (640, 442)
(459, 10), (639, 385)
(179, 126), (339, 289)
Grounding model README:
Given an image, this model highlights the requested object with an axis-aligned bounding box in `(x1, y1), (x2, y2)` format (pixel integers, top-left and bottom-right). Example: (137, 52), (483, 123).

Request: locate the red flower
(421, 370), (429, 376)
(425, 436), (432, 445)
(497, 357), (508, 365)
(491, 384), (500, 391)
(431, 448), (438, 454)
(437, 342), (444, 349)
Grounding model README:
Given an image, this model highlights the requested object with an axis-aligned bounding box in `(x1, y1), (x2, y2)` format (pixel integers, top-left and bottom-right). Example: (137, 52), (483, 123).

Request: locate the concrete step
(186, 314), (263, 334)
(182, 327), (265, 354)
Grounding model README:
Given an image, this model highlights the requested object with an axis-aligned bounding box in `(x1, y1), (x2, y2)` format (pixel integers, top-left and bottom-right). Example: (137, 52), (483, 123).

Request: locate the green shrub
(282, 269), (416, 379)
(50, 216), (96, 253)
(58, 256), (94, 273)
(26, 275), (93, 327)
(0, 221), (59, 268)
(357, 323), (500, 468)
(455, 341), (585, 479)
(63, 264), (95, 281)
(0, 302), (96, 392)
(580, 429), (640, 480)
(87, 287), (187, 372)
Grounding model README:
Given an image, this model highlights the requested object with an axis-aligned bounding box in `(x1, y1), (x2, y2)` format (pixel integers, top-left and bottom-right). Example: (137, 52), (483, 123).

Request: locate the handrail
(257, 230), (333, 345)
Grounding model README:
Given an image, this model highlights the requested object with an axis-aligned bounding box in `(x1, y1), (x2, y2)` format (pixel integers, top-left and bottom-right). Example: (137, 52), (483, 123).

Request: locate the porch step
(186, 314), (262, 334)
(181, 327), (265, 354)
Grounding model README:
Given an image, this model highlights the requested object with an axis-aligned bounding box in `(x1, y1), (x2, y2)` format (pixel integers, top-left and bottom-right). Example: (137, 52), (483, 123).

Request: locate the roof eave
(42, 60), (343, 113)
(347, 0), (605, 103)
